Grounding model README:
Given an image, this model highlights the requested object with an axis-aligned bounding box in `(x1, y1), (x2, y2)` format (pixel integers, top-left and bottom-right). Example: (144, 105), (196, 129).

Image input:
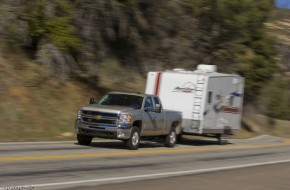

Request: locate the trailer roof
(164, 69), (242, 78)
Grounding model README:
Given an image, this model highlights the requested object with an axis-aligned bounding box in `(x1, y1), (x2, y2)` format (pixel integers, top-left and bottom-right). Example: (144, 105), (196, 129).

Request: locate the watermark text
(4, 186), (35, 190)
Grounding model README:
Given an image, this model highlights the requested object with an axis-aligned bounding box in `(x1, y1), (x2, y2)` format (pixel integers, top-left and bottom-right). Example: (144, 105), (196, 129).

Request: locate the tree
(260, 77), (290, 120)
(21, 0), (80, 81)
(0, 0), (279, 99)
(192, 0), (277, 101)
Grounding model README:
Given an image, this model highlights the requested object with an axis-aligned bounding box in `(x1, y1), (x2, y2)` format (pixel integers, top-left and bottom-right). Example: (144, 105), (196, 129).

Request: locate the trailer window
(208, 91), (212, 104)
(229, 96), (234, 106)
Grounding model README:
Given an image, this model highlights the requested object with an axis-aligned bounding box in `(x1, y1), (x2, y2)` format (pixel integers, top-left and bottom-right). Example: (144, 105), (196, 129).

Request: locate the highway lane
(77, 162), (290, 190)
(0, 135), (290, 189)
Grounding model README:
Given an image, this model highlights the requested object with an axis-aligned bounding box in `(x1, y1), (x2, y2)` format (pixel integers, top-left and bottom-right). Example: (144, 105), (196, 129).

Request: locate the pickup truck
(75, 92), (182, 150)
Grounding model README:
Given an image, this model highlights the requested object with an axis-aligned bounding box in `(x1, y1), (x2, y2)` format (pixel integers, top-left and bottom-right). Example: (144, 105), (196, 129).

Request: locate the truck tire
(126, 127), (140, 150)
(164, 129), (177, 147)
(77, 134), (93, 145)
(218, 134), (229, 145)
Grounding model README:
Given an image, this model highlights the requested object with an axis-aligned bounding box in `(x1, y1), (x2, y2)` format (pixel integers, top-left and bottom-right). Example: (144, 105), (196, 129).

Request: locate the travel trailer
(145, 64), (245, 144)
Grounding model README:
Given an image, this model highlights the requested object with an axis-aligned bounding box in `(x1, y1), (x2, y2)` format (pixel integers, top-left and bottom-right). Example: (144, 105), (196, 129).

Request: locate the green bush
(260, 77), (290, 120)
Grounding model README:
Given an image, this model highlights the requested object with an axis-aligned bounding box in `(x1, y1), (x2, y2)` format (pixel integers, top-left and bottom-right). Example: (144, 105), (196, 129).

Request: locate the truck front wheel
(77, 134), (93, 145)
(164, 129), (177, 147)
(125, 127), (140, 150)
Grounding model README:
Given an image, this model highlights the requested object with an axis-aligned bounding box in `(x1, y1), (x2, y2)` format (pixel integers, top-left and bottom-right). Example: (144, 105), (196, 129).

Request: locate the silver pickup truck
(75, 92), (182, 150)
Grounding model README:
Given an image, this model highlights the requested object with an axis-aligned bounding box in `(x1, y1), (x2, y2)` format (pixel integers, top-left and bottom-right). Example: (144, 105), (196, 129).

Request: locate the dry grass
(97, 60), (146, 93)
(1, 48), (290, 141)
(0, 53), (89, 141)
(0, 51), (147, 142)
(2, 52), (290, 141)
(234, 113), (290, 139)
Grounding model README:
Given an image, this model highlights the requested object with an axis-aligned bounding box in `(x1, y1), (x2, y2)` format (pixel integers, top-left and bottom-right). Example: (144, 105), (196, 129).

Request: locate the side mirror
(89, 98), (97, 104)
(154, 104), (161, 113)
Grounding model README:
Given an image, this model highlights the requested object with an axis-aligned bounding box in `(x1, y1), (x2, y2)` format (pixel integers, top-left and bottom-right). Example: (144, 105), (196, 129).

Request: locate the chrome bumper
(75, 119), (132, 139)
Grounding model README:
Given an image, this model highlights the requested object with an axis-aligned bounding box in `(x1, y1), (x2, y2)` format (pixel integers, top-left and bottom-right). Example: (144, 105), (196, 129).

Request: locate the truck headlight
(119, 114), (133, 124)
(77, 110), (82, 119)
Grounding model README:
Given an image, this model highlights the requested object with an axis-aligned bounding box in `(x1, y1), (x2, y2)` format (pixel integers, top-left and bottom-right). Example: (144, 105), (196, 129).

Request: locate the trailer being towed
(145, 64), (245, 144)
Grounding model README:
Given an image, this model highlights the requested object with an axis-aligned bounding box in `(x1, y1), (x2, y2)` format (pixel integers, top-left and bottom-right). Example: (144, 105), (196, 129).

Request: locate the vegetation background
(0, 0), (289, 141)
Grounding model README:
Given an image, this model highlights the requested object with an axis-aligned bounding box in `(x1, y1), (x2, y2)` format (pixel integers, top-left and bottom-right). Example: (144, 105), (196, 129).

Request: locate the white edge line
(0, 140), (117, 145)
(0, 141), (76, 145)
(1, 159), (290, 189)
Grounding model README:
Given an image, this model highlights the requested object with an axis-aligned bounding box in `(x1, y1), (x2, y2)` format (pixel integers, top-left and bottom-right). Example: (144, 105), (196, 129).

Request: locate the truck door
(142, 97), (158, 136)
(153, 97), (165, 135)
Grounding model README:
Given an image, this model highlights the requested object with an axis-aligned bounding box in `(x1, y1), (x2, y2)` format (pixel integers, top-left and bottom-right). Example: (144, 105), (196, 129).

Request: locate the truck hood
(81, 104), (134, 113)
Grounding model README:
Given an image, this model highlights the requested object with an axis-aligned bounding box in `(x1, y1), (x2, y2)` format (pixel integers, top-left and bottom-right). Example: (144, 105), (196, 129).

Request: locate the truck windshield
(98, 94), (143, 109)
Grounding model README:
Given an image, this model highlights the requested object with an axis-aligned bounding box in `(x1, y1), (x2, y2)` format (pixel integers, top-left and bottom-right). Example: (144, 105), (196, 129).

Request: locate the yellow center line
(1, 139), (290, 162)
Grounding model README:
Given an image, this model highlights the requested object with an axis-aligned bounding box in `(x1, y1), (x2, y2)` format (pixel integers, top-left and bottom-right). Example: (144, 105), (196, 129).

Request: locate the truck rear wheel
(126, 127), (140, 150)
(77, 134), (92, 145)
(164, 129), (177, 147)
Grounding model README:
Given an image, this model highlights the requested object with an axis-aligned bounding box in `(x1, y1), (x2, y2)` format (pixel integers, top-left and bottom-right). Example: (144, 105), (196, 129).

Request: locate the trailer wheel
(77, 134), (93, 145)
(164, 129), (177, 147)
(125, 127), (140, 150)
(176, 134), (182, 142)
(218, 134), (229, 145)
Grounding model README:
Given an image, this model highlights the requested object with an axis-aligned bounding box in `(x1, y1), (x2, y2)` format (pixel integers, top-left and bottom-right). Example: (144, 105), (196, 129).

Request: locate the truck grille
(82, 110), (118, 117)
(82, 117), (117, 125)
(81, 110), (118, 125)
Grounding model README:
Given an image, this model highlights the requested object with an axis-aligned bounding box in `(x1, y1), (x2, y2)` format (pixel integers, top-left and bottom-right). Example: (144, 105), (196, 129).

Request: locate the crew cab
(75, 92), (182, 150)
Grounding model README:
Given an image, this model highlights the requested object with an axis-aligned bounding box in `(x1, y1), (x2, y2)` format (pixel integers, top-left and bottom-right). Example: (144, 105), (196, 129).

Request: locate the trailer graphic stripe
(154, 72), (162, 96)
(222, 107), (240, 114)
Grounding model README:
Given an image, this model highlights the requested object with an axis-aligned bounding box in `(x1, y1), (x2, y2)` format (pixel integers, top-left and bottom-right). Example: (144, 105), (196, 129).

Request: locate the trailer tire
(126, 127), (140, 150)
(77, 134), (93, 145)
(176, 134), (182, 142)
(164, 129), (177, 147)
(218, 134), (229, 145)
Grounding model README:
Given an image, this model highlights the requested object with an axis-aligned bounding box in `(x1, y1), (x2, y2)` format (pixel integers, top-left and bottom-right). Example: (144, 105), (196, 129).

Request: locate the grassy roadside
(0, 52), (146, 142)
(0, 54), (99, 141)
(1, 51), (289, 142)
(236, 113), (290, 139)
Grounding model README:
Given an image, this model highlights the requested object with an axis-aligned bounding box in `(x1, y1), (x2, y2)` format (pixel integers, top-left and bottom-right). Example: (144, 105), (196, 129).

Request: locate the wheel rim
(169, 131), (176, 144)
(219, 134), (228, 144)
(132, 132), (139, 146)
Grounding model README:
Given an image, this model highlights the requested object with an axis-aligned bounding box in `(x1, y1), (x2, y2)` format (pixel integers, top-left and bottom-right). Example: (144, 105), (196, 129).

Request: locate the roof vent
(173, 68), (185, 71)
(172, 68), (192, 73)
(196, 64), (217, 72)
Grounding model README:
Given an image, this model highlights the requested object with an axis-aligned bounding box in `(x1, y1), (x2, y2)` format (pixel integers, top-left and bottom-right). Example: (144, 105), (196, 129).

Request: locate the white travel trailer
(145, 64), (245, 144)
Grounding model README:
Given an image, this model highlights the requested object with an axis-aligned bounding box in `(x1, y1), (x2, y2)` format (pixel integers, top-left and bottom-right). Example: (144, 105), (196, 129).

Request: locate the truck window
(98, 94), (143, 109)
(153, 97), (161, 106)
(144, 97), (154, 111)
(208, 91), (212, 104)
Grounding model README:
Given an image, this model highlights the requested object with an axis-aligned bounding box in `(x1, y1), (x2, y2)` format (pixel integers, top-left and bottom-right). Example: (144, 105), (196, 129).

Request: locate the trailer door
(203, 77), (228, 132)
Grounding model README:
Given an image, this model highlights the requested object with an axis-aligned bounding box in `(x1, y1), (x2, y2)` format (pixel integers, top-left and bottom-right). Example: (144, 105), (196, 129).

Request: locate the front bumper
(75, 119), (132, 139)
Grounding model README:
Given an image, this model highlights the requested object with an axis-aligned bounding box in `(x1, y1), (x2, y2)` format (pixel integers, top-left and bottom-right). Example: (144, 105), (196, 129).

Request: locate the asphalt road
(82, 162), (290, 190)
(0, 135), (290, 190)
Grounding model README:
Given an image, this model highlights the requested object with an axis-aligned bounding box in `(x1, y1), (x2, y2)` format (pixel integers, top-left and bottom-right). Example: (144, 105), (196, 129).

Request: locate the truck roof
(108, 92), (160, 98)
(108, 92), (151, 97)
